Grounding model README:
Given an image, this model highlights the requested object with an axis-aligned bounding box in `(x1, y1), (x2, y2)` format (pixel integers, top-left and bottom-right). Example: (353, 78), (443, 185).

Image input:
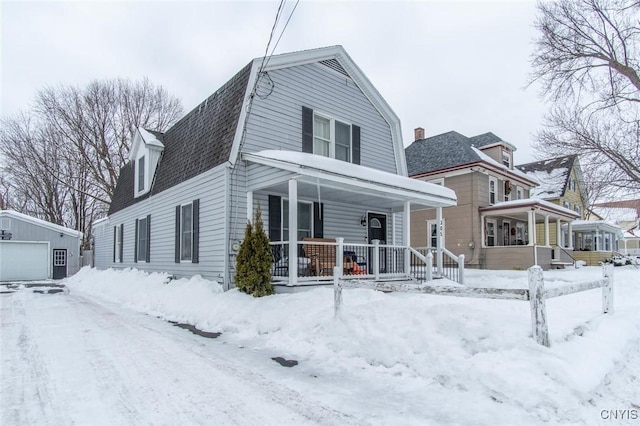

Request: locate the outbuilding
(0, 210), (83, 281)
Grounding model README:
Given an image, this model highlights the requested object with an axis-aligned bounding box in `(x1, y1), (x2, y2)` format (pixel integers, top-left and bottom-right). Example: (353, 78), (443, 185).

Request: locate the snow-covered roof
(0, 210), (83, 238)
(243, 150), (457, 208)
(570, 220), (622, 235)
(591, 207), (638, 224)
(479, 197), (580, 219)
(138, 128), (164, 148)
(471, 147), (533, 183)
(516, 155), (577, 199)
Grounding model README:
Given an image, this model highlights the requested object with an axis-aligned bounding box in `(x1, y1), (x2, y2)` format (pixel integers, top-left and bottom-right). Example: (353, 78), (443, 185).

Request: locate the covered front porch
(242, 150), (458, 291)
(479, 199), (580, 270)
(569, 220), (623, 266)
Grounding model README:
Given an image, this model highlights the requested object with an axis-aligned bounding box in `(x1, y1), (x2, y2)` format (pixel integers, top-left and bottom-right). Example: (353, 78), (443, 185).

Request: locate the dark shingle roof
(405, 131), (482, 176)
(468, 132), (502, 148)
(515, 155), (577, 175)
(109, 62), (252, 215)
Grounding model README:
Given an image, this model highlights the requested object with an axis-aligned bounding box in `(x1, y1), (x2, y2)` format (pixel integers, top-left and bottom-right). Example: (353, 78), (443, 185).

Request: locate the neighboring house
(406, 129), (579, 270)
(516, 155), (621, 265)
(93, 46), (457, 292)
(592, 200), (640, 256)
(0, 210), (83, 281)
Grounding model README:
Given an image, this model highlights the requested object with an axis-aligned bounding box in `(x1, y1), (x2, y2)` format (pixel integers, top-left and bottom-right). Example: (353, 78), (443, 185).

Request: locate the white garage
(0, 241), (50, 281)
(0, 210), (83, 281)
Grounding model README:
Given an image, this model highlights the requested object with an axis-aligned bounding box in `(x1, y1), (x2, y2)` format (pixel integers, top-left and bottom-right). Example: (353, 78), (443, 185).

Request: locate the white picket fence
(333, 264), (615, 347)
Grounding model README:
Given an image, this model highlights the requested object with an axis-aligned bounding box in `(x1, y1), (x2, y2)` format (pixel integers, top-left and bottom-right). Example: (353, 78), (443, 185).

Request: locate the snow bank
(65, 266), (640, 425)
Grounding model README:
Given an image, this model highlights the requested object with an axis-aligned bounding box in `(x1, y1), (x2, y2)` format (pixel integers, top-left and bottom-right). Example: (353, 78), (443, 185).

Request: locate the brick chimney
(414, 127), (425, 141)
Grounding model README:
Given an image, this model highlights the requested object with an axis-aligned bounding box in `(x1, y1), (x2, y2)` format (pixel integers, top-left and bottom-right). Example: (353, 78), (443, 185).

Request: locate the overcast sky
(1, 0), (547, 163)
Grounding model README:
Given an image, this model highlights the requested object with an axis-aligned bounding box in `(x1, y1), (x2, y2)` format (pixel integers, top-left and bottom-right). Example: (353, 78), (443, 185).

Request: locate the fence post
(426, 251), (433, 281)
(333, 266), (342, 317)
(336, 237), (344, 273)
(458, 254), (465, 286)
(373, 239), (380, 280)
(528, 265), (549, 347)
(602, 263), (614, 314)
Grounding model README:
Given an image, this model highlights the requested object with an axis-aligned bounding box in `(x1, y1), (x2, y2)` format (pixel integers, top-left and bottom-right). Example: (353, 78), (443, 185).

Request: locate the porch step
(551, 260), (574, 269)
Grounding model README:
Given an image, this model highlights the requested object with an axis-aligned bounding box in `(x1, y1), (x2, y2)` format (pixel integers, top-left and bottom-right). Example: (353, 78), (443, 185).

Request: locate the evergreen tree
(234, 207), (274, 297)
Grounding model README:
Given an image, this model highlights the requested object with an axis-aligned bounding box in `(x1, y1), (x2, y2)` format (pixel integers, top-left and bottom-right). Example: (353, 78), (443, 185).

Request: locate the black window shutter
(352, 125), (361, 165)
(175, 206), (181, 263)
(134, 219), (139, 263)
(146, 214), (151, 263)
(302, 106), (313, 153)
(268, 195), (281, 241)
(113, 226), (117, 263)
(313, 202), (324, 238)
(192, 199), (200, 264)
(119, 224), (124, 263)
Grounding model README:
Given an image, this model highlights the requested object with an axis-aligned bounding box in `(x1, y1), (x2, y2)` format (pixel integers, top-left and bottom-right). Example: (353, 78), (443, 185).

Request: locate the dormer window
(502, 150), (511, 168)
(138, 156), (145, 192)
(130, 128), (164, 198)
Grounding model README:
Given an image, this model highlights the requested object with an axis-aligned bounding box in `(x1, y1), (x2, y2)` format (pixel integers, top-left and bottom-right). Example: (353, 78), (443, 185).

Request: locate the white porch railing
(270, 240), (465, 285)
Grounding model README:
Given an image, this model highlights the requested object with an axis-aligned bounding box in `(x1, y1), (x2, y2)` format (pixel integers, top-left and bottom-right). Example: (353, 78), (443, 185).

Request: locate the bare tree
(0, 78), (183, 249)
(531, 0), (640, 197)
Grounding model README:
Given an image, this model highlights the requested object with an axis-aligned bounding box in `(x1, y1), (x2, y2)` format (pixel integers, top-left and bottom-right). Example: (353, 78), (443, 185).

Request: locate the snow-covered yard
(2, 265), (639, 425)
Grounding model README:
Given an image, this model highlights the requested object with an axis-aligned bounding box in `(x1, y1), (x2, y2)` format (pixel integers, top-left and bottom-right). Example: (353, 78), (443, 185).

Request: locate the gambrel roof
(109, 46), (405, 215)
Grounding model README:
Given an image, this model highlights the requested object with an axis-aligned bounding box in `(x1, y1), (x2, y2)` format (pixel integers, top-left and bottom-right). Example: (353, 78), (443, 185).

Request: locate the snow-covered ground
(2, 265), (639, 425)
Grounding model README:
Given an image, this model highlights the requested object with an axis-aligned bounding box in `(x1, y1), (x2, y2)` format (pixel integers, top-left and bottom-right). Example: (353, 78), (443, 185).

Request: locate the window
(427, 219), (445, 249)
(137, 216), (149, 262)
(114, 225), (123, 263)
(502, 150), (511, 168)
(313, 113), (352, 162)
(563, 201), (570, 209)
(516, 186), (523, 200)
(175, 200), (199, 263)
(504, 181), (511, 202)
(516, 223), (525, 245)
(486, 219), (497, 246)
(282, 199), (312, 241)
(137, 156), (145, 192)
(574, 205), (581, 217)
(181, 204), (193, 261)
(568, 178), (576, 191)
(489, 177), (497, 204)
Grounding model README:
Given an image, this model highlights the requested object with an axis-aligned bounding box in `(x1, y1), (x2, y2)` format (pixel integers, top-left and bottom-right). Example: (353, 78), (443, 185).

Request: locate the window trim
(312, 111), (352, 162)
(486, 219), (497, 247)
(489, 177), (497, 205)
(136, 215), (149, 263)
(180, 202), (194, 262)
(427, 218), (445, 249)
(114, 225), (122, 263)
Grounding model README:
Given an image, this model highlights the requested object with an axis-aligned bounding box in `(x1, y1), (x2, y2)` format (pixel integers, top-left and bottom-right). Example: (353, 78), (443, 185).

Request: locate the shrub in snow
(235, 207), (274, 297)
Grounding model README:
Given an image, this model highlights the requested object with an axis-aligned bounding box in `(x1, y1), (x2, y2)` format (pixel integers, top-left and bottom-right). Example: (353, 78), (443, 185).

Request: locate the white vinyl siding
(242, 62), (397, 173)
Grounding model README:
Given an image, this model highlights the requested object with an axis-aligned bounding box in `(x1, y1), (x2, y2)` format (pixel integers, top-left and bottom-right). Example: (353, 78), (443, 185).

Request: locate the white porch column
(480, 214), (486, 248)
(527, 210), (536, 247)
(403, 201), (411, 275)
(556, 219), (562, 247)
(246, 191), (253, 223)
(436, 207), (443, 277)
(288, 179), (298, 286)
(568, 222), (573, 249)
(544, 215), (550, 247)
(595, 230), (601, 251)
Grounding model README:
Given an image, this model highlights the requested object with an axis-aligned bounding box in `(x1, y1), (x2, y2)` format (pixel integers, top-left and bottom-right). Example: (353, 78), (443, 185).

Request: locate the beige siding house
(406, 130), (579, 270)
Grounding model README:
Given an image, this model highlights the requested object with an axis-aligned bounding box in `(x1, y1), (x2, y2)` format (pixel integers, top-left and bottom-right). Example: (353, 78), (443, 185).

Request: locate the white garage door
(0, 241), (49, 281)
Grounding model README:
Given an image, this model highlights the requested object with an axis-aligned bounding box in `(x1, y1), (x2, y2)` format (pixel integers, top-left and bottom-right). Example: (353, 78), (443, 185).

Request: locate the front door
(52, 249), (67, 279)
(367, 212), (387, 273)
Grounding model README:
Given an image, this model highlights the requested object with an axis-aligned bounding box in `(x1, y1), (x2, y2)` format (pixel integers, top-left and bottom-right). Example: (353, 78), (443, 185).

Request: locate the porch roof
(479, 198), (580, 221)
(242, 150), (457, 210)
(570, 220), (622, 236)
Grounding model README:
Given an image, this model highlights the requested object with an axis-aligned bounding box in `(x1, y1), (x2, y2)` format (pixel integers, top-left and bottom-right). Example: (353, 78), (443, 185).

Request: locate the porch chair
(302, 237), (336, 276)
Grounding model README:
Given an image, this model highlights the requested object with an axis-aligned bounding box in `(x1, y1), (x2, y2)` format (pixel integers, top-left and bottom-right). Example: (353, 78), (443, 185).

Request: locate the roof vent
(319, 59), (349, 78)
